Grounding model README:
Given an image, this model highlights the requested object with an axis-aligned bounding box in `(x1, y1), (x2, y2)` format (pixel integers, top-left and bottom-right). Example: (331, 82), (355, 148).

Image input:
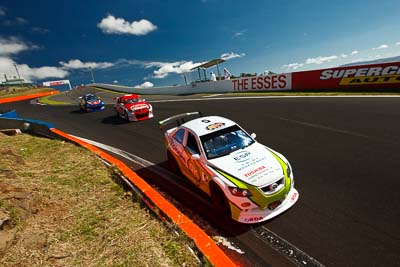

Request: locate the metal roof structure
(190, 58), (225, 70)
(190, 58), (226, 81)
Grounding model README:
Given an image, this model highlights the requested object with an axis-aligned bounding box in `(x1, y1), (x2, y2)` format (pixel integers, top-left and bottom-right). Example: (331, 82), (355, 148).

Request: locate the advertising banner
(42, 80), (71, 89)
(291, 62), (400, 90)
(231, 73), (292, 92)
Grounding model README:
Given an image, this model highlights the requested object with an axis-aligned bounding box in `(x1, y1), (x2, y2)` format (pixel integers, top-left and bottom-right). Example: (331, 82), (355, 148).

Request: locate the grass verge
(0, 133), (198, 266)
(39, 95), (70, 105)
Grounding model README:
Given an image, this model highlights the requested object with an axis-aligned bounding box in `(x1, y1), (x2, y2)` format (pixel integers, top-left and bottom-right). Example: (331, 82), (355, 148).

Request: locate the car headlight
(228, 186), (252, 197)
(286, 163), (292, 177)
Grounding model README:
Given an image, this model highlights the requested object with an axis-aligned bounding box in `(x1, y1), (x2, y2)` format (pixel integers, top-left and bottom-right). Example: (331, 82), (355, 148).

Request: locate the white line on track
(70, 134), (324, 266)
(202, 94), (223, 98)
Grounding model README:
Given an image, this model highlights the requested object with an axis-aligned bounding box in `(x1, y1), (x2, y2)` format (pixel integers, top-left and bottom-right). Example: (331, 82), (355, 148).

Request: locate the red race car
(114, 94), (154, 121)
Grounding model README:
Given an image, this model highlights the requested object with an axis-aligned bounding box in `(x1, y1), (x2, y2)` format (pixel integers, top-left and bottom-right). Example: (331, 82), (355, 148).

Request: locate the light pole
(89, 67), (95, 83)
(13, 63), (22, 84)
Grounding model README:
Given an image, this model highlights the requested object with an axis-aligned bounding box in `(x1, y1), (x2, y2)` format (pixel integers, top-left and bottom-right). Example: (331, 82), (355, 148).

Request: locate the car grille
(135, 108), (147, 113)
(135, 110), (149, 118)
(260, 177), (285, 194)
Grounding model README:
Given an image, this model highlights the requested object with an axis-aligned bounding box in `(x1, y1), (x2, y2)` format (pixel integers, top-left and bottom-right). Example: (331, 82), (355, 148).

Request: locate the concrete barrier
(91, 80), (235, 95)
(91, 73), (293, 94)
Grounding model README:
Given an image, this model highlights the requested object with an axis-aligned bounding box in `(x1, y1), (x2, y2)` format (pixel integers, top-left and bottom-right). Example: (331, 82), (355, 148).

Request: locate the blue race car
(79, 94), (105, 112)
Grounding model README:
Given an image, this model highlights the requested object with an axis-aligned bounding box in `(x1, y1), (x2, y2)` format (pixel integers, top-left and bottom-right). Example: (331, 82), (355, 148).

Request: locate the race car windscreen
(87, 95), (98, 101)
(200, 125), (254, 159)
(124, 98), (142, 104)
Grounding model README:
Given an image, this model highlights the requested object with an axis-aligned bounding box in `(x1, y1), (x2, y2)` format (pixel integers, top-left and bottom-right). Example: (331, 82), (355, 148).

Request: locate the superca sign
(292, 62), (400, 90)
(42, 80), (70, 86)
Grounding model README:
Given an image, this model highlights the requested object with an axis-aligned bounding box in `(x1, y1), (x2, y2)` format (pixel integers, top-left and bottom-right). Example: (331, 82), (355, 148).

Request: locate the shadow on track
(70, 109), (85, 114)
(101, 115), (130, 125)
(133, 162), (252, 237)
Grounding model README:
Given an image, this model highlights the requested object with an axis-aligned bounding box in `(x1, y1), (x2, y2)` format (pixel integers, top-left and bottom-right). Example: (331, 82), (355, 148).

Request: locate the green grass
(0, 133), (200, 267)
(0, 199), (22, 227)
(39, 94), (70, 105)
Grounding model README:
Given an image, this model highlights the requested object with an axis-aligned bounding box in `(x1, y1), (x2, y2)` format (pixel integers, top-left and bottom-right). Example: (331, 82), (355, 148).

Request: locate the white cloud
(396, 42), (400, 46)
(19, 64), (69, 81)
(0, 36), (68, 83)
(373, 44), (389, 50)
(283, 63), (303, 70)
(122, 53), (245, 79)
(31, 27), (49, 34)
(134, 81), (154, 88)
(145, 61), (203, 79)
(59, 59), (114, 69)
(284, 54), (342, 70)
(220, 52), (246, 61)
(351, 50), (359, 55)
(15, 17), (28, 24)
(234, 29), (247, 37)
(0, 6), (6, 16)
(113, 80), (118, 84)
(305, 55), (338, 65)
(97, 15), (157, 35)
(0, 56), (68, 82)
(0, 37), (30, 55)
(2, 17), (28, 26)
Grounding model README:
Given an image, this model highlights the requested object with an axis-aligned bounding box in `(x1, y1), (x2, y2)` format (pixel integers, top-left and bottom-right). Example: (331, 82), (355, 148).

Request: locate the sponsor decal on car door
(184, 131), (210, 193)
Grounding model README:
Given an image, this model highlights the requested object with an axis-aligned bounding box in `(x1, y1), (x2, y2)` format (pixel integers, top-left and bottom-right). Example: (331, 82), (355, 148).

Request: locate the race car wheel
(210, 183), (231, 218)
(167, 151), (180, 174)
(124, 111), (129, 121)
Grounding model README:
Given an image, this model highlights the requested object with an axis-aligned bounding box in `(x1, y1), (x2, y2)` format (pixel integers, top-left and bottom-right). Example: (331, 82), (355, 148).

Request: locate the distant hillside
(341, 56), (400, 67)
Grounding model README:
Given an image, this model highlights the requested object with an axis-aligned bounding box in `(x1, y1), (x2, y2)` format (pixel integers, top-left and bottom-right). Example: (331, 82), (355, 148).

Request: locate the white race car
(159, 112), (299, 224)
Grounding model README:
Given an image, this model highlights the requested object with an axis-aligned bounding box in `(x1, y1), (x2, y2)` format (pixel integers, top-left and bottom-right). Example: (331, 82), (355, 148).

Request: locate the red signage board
(231, 73), (292, 91)
(292, 62), (400, 90)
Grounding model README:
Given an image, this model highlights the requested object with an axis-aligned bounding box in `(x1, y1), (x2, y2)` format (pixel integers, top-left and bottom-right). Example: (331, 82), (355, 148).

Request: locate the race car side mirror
(191, 154), (200, 160)
(251, 133), (257, 139)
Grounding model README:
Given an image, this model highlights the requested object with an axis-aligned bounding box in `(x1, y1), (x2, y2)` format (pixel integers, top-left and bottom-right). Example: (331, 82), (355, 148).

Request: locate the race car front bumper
(84, 104), (105, 111)
(231, 188), (299, 224)
(128, 109), (154, 121)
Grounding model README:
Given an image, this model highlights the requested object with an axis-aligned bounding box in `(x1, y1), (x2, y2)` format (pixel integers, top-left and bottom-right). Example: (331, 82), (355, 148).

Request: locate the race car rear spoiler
(158, 112), (203, 130)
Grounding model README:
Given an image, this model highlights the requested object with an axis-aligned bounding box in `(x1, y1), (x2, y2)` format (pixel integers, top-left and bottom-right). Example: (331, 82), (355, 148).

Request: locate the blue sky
(1, 0), (399, 89)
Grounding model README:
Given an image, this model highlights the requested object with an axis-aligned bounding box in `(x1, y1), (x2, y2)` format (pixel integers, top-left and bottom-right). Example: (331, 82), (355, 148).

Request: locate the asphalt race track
(2, 89), (400, 267)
